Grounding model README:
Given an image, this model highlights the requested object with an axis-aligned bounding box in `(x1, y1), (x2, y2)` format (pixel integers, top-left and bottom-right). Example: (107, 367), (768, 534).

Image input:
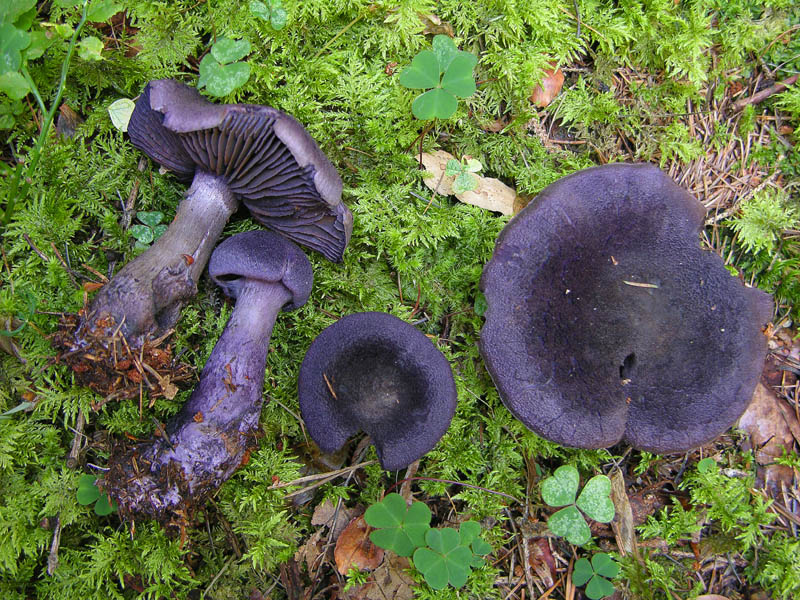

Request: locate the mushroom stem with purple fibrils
(82, 171), (236, 347)
(104, 230), (313, 526)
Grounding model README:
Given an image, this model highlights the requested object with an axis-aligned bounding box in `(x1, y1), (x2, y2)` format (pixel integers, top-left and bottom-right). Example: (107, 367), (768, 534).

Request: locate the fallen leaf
(420, 150), (456, 196)
(419, 150), (517, 215)
(528, 538), (556, 587)
(344, 554), (415, 600)
(610, 468), (637, 557)
(738, 382), (799, 496)
(530, 65), (565, 108)
(457, 177), (516, 215)
(334, 516), (384, 575)
(696, 595), (731, 600)
(311, 499), (360, 541)
(419, 13), (453, 37)
(294, 528), (326, 575)
(56, 104), (84, 138)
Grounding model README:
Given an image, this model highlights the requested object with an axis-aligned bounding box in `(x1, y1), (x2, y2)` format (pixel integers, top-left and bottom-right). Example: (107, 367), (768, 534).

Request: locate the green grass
(1, 0), (799, 598)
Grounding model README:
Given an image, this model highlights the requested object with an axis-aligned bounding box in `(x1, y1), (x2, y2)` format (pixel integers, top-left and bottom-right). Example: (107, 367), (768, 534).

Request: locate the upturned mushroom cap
(298, 312), (457, 470)
(208, 229), (313, 310)
(128, 79), (352, 262)
(480, 163), (772, 454)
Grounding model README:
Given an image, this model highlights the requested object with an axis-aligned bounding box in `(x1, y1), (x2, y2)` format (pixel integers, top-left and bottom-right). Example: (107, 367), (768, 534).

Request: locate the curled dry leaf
(311, 499), (360, 541)
(530, 65), (565, 108)
(344, 554), (415, 600)
(334, 516), (384, 575)
(528, 538), (557, 587)
(419, 150), (517, 215)
(738, 382), (799, 497)
(610, 468), (637, 557)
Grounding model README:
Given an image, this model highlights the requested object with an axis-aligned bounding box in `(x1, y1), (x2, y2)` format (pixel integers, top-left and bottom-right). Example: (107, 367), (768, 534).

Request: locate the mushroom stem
(82, 170), (236, 346)
(105, 279), (291, 522)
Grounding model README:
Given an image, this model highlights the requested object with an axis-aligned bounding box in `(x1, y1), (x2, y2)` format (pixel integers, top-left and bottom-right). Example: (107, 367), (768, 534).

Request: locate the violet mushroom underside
(299, 312), (457, 471)
(479, 163), (772, 453)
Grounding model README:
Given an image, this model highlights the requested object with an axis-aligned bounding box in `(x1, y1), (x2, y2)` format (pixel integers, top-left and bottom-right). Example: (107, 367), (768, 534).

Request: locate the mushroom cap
(479, 163), (772, 454)
(127, 79), (352, 262)
(208, 230), (312, 311)
(298, 312), (457, 470)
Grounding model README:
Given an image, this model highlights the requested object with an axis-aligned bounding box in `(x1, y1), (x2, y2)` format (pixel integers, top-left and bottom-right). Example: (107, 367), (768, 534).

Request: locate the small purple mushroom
(83, 79), (349, 346)
(298, 312), (457, 471)
(104, 230), (312, 525)
(480, 163), (773, 454)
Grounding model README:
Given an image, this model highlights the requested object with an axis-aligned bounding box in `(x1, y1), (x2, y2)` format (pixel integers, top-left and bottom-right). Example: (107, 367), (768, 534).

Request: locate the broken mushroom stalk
(78, 79), (349, 348)
(298, 312), (457, 471)
(104, 230), (312, 527)
(479, 163), (773, 454)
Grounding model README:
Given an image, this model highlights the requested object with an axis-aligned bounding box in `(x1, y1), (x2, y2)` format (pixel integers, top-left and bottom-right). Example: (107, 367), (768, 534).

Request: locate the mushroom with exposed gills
(81, 79), (349, 347)
(104, 230), (312, 525)
(479, 163), (773, 454)
(298, 312), (457, 471)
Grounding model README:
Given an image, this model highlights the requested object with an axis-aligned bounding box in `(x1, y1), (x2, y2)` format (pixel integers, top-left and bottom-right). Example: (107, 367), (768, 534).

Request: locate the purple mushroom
(104, 230), (312, 525)
(82, 79), (350, 346)
(298, 312), (457, 471)
(479, 163), (772, 454)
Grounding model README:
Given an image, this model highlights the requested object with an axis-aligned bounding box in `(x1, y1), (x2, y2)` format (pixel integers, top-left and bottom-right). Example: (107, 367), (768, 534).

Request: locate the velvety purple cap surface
(298, 312), (457, 470)
(479, 163), (772, 454)
(208, 230), (312, 310)
(127, 79), (351, 262)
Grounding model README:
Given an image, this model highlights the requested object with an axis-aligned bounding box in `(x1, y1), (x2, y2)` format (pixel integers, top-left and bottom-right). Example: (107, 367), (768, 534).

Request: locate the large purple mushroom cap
(129, 79), (351, 262)
(479, 163), (772, 454)
(298, 312), (457, 471)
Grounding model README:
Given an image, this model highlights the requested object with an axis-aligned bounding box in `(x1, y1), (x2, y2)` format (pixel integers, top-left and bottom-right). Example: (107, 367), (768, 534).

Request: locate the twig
(46, 515), (62, 576)
(268, 460), (377, 490)
(732, 74), (798, 112)
(386, 476), (521, 504)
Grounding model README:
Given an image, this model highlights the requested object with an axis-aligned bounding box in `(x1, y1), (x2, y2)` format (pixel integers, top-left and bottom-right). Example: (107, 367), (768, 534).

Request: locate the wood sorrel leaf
(576, 475), (615, 523)
(547, 505), (591, 545)
(398, 50), (440, 90)
(541, 465), (579, 507)
(411, 87), (457, 120)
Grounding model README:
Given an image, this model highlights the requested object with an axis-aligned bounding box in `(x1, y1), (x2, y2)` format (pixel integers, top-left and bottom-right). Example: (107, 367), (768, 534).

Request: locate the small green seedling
(364, 493), (431, 556)
(130, 211), (168, 250)
(250, 0), (288, 30)
(445, 157), (482, 194)
(76, 474), (116, 516)
(198, 37), (252, 97)
(364, 494), (492, 590)
(541, 465), (615, 545)
(572, 552), (620, 599)
(398, 34), (477, 120)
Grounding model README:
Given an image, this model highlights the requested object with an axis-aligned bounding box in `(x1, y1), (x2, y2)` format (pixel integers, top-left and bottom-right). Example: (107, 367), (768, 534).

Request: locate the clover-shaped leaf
(130, 211), (167, 249)
(398, 34), (477, 120)
(413, 527), (473, 590)
(250, 0), (288, 30)
(364, 493), (431, 557)
(445, 157), (482, 194)
(542, 466), (614, 545)
(77, 474), (117, 516)
(541, 465), (580, 507)
(0, 23), (31, 75)
(572, 553), (619, 599)
(576, 475), (615, 523)
(198, 38), (252, 97)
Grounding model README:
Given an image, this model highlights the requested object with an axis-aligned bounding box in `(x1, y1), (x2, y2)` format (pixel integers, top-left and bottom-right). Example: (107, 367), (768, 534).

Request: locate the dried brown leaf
(530, 66), (565, 108)
(738, 382), (798, 496)
(528, 538), (557, 587)
(610, 468), (637, 557)
(334, 516), (384, 575)
(344, 554), (415, 600)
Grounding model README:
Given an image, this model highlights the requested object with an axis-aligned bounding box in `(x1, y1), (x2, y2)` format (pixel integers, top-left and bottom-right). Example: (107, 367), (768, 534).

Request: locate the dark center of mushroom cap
(208, 230), (313, 311)
(298, 312), (457, 471)
(327, 339), (429, 433)
(480, 163), (772, 454)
